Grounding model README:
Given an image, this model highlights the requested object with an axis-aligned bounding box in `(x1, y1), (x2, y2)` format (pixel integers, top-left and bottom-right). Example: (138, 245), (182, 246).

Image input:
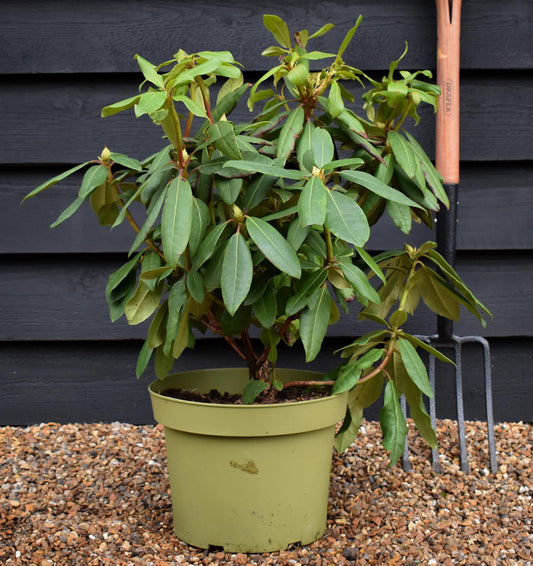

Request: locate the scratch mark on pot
(230, 459), (259, 474)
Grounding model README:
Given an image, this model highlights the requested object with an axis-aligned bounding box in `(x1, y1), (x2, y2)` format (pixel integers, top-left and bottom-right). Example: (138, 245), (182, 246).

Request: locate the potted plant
(24, 14), (489, 552)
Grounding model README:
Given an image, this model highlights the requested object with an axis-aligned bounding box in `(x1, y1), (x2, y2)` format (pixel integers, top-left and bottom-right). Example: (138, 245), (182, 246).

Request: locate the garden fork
(401, 0), (497, 474)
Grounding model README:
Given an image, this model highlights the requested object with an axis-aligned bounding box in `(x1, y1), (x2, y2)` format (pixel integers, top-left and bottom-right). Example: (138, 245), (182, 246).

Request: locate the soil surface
(1, 419), (531, 565)
(162, 385), (330, 404)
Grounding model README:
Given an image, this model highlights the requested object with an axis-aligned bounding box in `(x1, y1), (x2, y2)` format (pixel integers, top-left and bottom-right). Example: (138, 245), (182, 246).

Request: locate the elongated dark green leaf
(402, 372), (438, 449)
(332, 348), (383, 394)
(191, 222), (229, 272)
(50, 197), (85, 228)
(129, 187), (167, 255)
(186, 270), (206, 304)
(328, 80), (344, 119)
(172, 301), (191, 359)
(164, 279), (187, 354)
(263, 14), (291, 48)
(125, 281), (163, 325)
(322, 158), (364, 173)
(217, 176), (242, 205)
(339, 170), (421, 208)
(224, 159), (305, 180)
(106, 253), (142, 301)
(335, 374), (384, 452)
(325, 190), (369, 247)
(402, 333), (454, 364)
(287, 218), (310, 251)
(188, 197), (210, 255)
(161, 176), (193, 267)
(300, 286), (331, 362)
(221, 232), (253, 315)
(23, 162), (90, 201)
(253, 285), (277, 328)
(296, 119), (314, 172)
(242, 380), (269, 404)
(208, 121), (242, 160)
(246, 217), (301, 279)
(243, 173), (276, 210)
(337, 15), (362, 58)
(77, 165), (109, 199)
(298, 176), (327, 226)
(388, 130), (418, 178)
(136, 340), (154, 378)
(147, 302), (168, 349)
(339, 261), (380, 303)
(311, 127), (335, 169)
(379, 381), (408, 466)
(277, 106), (305, 163)
(398, 337), (433, 398)
(418, 265), (460, 321)
(336, 108), (366, 136)
(355, 246), (386, 284)
(286, 268), (328, 315)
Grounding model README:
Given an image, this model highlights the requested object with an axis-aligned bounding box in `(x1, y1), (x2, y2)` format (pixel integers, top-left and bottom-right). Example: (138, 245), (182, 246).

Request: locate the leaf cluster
(24, 15), (490, 462)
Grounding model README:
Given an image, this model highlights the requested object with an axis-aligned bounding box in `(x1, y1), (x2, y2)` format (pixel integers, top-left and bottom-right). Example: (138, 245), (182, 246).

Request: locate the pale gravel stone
(0, 419), (531, 565)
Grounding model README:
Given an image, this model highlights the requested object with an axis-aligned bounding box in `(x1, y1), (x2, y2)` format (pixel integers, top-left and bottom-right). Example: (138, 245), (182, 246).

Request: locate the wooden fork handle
(435, 0), (462, 184)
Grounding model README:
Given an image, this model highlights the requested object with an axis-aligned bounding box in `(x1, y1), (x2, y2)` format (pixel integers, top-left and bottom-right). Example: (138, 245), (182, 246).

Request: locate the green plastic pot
(149, 368), (348, 553)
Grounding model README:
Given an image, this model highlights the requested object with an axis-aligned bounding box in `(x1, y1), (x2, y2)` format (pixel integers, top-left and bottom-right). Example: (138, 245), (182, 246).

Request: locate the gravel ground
(1, 419), (531, 565)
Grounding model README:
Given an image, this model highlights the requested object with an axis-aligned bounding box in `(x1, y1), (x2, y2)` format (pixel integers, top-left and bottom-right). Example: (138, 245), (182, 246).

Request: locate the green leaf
(101, 95), (141, 118)
(224, 159), (305, 180)
(189, 197), (210, 255)
(172, 301), (191, 359)
(221, 232), (253, 316)
(135, 54), (165, 88)
(386, 200), (412, 234)
(253, 285), (277, 328)
(23, 162), (90, 201)
(298, 176), (327, 226)
(136, 340), (154, 378)
(243, 173), (277, 210)
(339, 170), (421, 208)
(164, 279), (188, 355)
(402, 333), (453, 365)
(147, 302), (168, 349)
(78, 165), (109, 199)
(355, 246), (386, 284)
(186, 271), (206, 304)
(277, 107), (305, 163)
(296, 119), (315, 172)
(402, 372), (438, 449)
(388, 130), (418, 178)
(337, 15), (362, 58)
(208, 121), (242, 160)
(287, 64), (308, 87)
(155, 346), (174, 379)
(129, 186), (167, 255)
(216, 176), (242, 205)
(161, 176), (193, 267)
(311, 127), (335, 168)
(106, 253), (142, 302)
(328, 80), (344, 119)
(263, 14), (292, 48)
(173, 94), (207, 118)
(309, 22), (335, 40)
(398, 338), (433, 398)
(379, 381), (408, 466)
(286, 268), (328, 316)
(50, 197), (86, 228)
(246, 217), (301, 279)
(325, 190), (370, 247)
(339, 261), (380, 303)
(242, 380), (269, 404)
(191, 222), (229, 272)
(134, 90), (167, 117)
(125, 281), (163, 325)
(300, 286), (331, 362)
(332, 348), (383, 394)
(418, 265), (460, 321)
(109, 153), (143, 172)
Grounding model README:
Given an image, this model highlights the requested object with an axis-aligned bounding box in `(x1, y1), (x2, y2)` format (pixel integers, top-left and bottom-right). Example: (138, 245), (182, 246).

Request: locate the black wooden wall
(2, 0), (532, 424)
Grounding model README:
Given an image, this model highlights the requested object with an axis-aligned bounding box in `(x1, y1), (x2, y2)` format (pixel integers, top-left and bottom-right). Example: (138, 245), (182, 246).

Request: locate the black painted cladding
(1, 0), (532, 423)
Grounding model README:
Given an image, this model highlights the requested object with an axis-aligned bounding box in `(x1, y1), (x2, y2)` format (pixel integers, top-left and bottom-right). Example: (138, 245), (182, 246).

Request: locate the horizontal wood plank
(5, 164), (532, 253)
(0, 338), (530, 424)
(1, 0), (530, 74)
(2, 76), (532, 165)
(1, 253), (531, 341)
